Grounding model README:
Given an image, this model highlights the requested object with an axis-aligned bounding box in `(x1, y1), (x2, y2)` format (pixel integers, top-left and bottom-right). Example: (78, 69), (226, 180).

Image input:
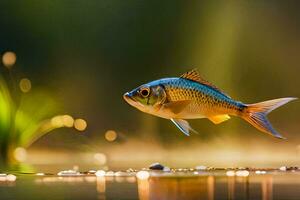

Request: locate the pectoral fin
(163, 100), (191, 114)
(208, 114), (231, 124)
(171, 118), (198, 136)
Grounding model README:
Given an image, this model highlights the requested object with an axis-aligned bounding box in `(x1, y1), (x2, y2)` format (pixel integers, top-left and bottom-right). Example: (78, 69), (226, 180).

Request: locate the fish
(123, 69), (297, 139)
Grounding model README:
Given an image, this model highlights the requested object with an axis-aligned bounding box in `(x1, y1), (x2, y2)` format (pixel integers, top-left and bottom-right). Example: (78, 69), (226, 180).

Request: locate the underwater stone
(149, 163), (165, 170)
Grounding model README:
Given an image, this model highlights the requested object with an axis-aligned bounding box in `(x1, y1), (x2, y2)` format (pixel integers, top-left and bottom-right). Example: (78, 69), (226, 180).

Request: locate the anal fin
(171, 118), (198, 136)
(208, 114), (231, 124)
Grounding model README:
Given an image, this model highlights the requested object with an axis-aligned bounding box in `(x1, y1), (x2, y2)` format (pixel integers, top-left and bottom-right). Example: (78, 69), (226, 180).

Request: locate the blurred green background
(0, 0), (299, 170)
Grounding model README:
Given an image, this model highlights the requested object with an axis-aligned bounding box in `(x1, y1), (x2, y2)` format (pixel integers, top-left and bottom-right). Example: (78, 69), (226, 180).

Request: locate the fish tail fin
(241, 97), (297, 139)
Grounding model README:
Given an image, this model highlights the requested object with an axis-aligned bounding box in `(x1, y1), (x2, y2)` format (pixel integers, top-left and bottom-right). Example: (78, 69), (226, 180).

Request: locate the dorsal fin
(180, 69), (230, 98)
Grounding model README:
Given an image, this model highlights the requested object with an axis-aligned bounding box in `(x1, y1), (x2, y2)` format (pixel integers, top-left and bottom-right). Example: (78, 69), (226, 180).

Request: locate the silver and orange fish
(123, 69), (297, 139)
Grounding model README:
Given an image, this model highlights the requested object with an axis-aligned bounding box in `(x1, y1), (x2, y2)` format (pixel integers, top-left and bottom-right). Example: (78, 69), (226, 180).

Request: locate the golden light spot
(136, 171), (150, 180)
(279, 166), (287, 171)
(236, 170), (249, 177)
(255, 170), (266, 175)
(226, 170), (235, 177)
(94, 153), (107, 165)
(74, 118), (87, 131)
(0, 174), (7, 181)
(2, 51), (16, 68)
(62, 115), (74, 127)
(19, 78), (31, 93)
(13, 147), (27, 162)
(95, 170), (106, 177)
(51, 116), (64, 128)
(6, 174), (17, 182)
(105, 130), (117, 142)
(73, 165), (79, 171)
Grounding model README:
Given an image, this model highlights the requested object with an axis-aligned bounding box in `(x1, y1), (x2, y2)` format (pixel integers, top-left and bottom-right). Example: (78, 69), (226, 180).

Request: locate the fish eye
(140, 87), (150, 97)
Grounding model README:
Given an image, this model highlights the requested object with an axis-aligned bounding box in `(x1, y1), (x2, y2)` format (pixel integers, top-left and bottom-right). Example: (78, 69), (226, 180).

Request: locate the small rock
(195, 165), (207, 170)
(106, 171), (115, 176)
(163, 167), (171, 172)
(88, 170), (97, 174)
(115, 171), (129, 176)
(6, 174), (17, 182)
(126, 168), (134, 173)
(149, 163), (165, 170)
(287, 166), (298, 170)
(279, 166), (287, 171)
(57, 170), (80, 176)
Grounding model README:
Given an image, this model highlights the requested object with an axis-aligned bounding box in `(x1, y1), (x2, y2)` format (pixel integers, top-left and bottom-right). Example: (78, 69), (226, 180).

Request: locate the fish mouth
(123, 92), (136, 106)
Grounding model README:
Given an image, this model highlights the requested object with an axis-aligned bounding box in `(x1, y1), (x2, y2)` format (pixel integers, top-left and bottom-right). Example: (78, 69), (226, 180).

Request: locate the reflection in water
(136, 175), (276, 200)
(7, 172), (298, 200)
(137, 179), (150, 200)
(146, 176), (210, 200)
(262, 176), (273, 200)
(207, 176), (214, 200)
(228, 176), (235, 200)
(97, 177), (106, 200)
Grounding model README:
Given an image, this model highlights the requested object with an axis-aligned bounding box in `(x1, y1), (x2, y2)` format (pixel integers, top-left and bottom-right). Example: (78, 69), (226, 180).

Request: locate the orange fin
(163, 100), (191, 114)
(242, 97), (297, 139)
(180, 69), (230, 98)
(208, 114), (231, 124)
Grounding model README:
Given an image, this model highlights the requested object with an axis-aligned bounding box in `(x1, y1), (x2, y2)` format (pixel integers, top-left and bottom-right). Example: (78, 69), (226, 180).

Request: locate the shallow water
(0, 170), (300, 200)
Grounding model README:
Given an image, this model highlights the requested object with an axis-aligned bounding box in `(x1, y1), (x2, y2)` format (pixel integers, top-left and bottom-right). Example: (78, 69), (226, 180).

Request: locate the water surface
(1, 170), (300, 200)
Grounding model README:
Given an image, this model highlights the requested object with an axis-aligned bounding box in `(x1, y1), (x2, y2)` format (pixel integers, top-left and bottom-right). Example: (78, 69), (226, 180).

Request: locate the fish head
(123, 83), (166, 113)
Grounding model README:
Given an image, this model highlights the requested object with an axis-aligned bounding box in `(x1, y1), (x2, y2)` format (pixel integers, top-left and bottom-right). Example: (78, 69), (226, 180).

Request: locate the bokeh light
(94, 153), (107, 165)
(6, 174), (17, 182)
(136, 171), (150, 180)
(105, 130), (117, 142)
(19, 78), (32, 93)
(226, 171), (235, 177)
(279, 166), (287, 171)
(13, 147), (27, 162)
(255, 170), (266, 175)
(2, 51), (16, 68)
(74, 119), (87, 131)
(0, 174), (7, 182)
(51, 116), (64, 128)
(62, 115), (74, 127)
(95, 170), (106, 177)
(236, 170), (249, 177)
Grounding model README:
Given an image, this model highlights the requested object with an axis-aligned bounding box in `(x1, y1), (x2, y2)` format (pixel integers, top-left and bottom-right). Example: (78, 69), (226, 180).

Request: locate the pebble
(115, 171), (129, 176)
(279, 166), (287, 171)
(126, 168), (135, 173)
(57, 170), (81, 176)
(195, 165), (207, 170)
(163, 167), (171, 172)
(149, 163), (165, 170)
(6, 174), (17, 181)
(105, 171), (115, 176)
(88, 170), (97, 174)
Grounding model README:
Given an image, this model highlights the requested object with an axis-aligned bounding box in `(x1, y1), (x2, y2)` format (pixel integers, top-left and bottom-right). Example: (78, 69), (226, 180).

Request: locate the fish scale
(161, 78), (241, 116)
